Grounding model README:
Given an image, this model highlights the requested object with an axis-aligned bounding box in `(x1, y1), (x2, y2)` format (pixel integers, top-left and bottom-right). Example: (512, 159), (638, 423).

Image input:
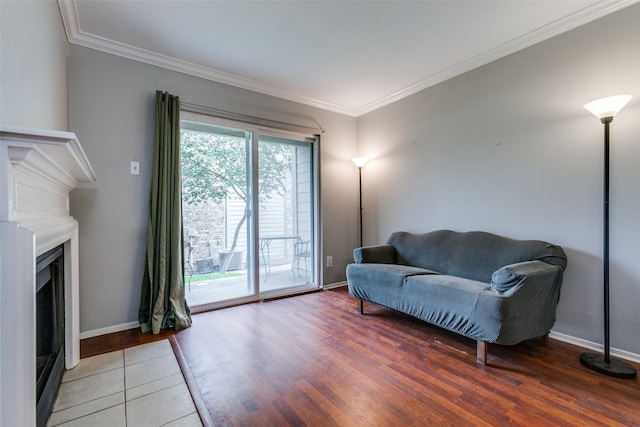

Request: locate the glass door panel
(258, 135), (315, 294)
(180, 121), (254, 307)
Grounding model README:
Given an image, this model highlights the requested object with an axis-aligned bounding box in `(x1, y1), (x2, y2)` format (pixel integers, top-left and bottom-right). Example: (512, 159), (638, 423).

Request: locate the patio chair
(292, 238), (311, 278)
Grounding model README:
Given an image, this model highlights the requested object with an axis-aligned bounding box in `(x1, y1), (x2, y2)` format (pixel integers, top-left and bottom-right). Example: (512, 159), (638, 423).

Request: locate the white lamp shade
(584, 95), (632, 119)
(352, 157), (368, 168)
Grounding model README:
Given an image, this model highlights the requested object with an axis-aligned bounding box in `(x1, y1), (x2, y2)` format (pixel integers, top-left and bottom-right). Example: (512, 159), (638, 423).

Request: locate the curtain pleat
(139, 90), (191, 334)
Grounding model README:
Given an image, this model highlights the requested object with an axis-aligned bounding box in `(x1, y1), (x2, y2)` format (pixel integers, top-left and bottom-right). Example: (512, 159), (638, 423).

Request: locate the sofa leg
(358, 299), (364, 314)
(540, 333), (549, 346)
(477, 341), (487, 365)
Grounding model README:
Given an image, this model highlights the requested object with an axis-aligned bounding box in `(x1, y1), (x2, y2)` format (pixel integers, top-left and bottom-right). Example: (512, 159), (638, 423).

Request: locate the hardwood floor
(82, 287), (640, 426)
(80, 325), (176, 358)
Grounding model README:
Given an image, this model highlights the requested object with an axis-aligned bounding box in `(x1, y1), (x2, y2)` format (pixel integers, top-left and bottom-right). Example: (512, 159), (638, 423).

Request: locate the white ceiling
(59, 0), (637, 117)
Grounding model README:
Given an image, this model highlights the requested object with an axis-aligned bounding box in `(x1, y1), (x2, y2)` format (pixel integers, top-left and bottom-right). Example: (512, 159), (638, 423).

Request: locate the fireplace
(1, 126), (96, 426)
(36, 245), (65, 426)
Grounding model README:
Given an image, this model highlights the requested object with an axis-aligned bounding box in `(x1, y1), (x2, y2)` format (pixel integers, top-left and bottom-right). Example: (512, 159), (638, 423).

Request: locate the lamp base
(580, 352), (637, 379)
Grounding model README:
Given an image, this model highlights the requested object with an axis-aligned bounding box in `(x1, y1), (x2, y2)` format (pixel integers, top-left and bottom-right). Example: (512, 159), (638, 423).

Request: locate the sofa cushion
(346, 263), (438, 304)
(387, 230), (567, 283)
(401, 275), (491, 333)
(346, 263), (437, 288)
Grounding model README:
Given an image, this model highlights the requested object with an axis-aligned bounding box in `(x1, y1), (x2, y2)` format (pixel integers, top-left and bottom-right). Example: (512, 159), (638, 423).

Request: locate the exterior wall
(182, 200), (226, 272)
(295, 145), (313, 244)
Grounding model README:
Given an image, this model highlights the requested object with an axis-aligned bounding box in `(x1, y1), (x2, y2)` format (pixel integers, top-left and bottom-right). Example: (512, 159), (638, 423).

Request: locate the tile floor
(47, 340), (202, 427)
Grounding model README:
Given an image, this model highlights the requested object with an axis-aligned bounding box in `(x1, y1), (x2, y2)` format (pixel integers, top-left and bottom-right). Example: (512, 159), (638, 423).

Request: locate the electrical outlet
(326, 256), (333, 267)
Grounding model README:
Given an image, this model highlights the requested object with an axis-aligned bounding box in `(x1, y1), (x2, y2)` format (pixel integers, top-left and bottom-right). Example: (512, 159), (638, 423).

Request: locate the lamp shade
(584, 95), (632, 119)
(352, 157), (368, 168)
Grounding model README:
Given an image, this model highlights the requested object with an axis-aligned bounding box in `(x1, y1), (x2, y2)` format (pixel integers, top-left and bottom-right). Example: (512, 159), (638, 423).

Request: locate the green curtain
(139, 90), (191, 334)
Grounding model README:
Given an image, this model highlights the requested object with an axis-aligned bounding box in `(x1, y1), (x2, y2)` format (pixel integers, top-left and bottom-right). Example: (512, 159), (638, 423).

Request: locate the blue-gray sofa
(346, 230), (568, 364)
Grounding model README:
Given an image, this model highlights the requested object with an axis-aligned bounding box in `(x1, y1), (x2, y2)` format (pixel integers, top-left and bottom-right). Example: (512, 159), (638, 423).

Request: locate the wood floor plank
(83, 287), (640, 426)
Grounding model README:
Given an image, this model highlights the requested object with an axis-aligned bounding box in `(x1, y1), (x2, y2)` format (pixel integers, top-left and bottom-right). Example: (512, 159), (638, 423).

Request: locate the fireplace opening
(36, 245), (65, 427)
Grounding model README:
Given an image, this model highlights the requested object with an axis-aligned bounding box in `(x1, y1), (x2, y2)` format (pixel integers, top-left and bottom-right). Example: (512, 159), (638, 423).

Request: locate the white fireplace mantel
(1, 125), (96, 427)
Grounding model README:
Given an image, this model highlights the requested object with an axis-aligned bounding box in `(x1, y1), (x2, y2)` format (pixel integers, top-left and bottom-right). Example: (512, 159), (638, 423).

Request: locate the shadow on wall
(553, 246), (600, 341)
(557, 244), (640, 356)
(69, 187), (98, 220)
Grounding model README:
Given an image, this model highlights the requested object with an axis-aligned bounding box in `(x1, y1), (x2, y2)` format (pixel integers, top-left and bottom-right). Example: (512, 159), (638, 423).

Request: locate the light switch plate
(130, 161), (140, 175)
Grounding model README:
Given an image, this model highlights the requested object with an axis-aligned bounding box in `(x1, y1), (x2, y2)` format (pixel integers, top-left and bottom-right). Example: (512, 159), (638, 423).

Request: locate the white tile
(126, 373), (184, 401)
(124, 339), (173, 365)
(50, 340), (201, 427)
(125, 353), (181, 389)
(163, 412), (203, 427)
(126, 383), (196, 427)
(53, 404), (126, 427)
(62, 351), (123, 383)
(47, 391), (124, 426)
(53, 368), (124, 411)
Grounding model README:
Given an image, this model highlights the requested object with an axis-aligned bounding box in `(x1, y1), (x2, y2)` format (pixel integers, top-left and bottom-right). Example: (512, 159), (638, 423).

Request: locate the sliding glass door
(180, 113), (318, 309)
(258, 135), (315, 295)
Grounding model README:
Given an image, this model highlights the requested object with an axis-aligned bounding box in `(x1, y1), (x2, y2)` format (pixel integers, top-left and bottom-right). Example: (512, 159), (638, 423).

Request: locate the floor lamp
(581, 94), (637, 379)
(352, 157), (368, 247)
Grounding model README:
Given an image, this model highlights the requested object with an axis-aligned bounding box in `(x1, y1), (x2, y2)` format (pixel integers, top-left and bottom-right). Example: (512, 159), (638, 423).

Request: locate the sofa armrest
(484, 260), (565, 344)
(354, 244), (396, 264)
(490, 260), (561, 293)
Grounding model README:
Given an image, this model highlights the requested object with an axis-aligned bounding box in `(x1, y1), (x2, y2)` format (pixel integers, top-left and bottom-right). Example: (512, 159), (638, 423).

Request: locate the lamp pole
(358, 165), (363, 247)
(602, 116), (611, 364)
(352, 157), (368, 248)
(580, 95), (636, 379)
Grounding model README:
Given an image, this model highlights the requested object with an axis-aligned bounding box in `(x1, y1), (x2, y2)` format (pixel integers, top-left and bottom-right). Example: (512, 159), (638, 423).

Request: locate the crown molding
(355, 0), (640, 116)
(58, 0), (638, 118)
(57, 0), (358, 116)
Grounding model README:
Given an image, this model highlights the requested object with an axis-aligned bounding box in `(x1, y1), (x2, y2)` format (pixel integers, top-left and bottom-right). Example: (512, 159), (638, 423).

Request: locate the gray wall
(356, 5), (640, 356)
(68, 45), (357, 333)
(0, 0), (68, 130)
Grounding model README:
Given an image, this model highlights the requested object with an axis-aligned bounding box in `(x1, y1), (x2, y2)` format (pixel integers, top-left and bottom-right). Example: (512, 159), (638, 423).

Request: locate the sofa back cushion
(387, 230), (567, 283)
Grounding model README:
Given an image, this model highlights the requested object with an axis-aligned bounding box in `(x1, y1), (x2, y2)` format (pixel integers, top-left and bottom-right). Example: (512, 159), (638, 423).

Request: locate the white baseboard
(79, 321), (139, 340)
(323, 281), (347, 290)
(549, 330), (640, 364)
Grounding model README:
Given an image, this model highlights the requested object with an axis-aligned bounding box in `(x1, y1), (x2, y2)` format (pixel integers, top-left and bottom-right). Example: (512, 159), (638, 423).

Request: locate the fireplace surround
(1, 126), (96, 426)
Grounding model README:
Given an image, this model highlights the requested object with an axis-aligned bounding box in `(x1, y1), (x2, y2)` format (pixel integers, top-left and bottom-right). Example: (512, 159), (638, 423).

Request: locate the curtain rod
(180, 101), (325, 134)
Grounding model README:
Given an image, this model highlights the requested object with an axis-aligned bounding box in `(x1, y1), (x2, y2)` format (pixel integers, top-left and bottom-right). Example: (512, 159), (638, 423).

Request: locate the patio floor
(184, 263), (312, 307)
